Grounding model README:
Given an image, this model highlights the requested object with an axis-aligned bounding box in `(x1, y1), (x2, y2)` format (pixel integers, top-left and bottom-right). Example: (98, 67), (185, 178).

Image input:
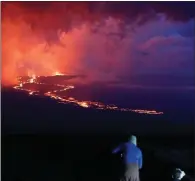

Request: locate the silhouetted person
(112, 135), (142, 181)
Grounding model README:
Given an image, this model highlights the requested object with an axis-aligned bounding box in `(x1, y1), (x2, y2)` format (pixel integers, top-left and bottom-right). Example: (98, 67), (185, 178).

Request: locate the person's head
(129, 135), (137, 146)
(172, 168), (186, 180)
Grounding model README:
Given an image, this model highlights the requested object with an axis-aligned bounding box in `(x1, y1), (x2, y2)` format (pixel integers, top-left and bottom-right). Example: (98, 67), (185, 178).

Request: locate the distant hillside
(1, 88), (193, 136)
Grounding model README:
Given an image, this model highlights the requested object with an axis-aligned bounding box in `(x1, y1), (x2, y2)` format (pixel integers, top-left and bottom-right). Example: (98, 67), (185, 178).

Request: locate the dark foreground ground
(1, 134), (194, 181)
(1, 88), (195, 181)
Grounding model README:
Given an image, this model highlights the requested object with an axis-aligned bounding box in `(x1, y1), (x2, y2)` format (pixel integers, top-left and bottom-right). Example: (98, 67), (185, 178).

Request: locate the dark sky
(2, 2), (195, 90)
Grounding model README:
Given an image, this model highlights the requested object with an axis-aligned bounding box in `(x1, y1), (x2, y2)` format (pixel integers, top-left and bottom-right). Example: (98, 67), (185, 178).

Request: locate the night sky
(2, 2), (194, 87)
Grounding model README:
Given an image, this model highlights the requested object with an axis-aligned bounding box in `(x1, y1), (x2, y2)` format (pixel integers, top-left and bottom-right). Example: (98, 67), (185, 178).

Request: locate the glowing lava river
(13, 72), (164, 115)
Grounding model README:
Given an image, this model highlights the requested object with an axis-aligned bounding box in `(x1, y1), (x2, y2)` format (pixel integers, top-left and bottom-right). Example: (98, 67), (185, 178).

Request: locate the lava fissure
(13, 73), (164, 115)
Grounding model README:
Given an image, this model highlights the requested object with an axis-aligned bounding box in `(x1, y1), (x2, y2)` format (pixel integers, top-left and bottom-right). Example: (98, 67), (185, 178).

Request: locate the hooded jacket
(112, 135), (143, 169)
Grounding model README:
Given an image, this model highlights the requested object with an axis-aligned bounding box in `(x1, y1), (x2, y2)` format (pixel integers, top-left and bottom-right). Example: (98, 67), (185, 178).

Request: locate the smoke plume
(2, 2), (194, 86)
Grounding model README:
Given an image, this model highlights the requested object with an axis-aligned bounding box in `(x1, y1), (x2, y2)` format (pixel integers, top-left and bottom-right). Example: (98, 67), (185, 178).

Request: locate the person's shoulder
(124, 142), (129, 147)
(136, 146), (142, 154)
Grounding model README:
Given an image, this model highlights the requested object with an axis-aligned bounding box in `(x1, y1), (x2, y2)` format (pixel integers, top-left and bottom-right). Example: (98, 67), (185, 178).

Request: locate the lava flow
(13, 73), (164, 115)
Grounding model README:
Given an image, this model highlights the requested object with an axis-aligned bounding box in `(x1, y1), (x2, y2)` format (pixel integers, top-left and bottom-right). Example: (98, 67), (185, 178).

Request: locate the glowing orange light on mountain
(13, 74), (164, 115)
(53, 71), (64, 76)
